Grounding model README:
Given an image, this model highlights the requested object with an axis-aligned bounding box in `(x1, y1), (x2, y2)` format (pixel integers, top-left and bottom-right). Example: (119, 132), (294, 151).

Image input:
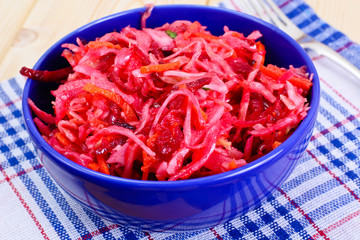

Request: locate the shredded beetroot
(20, 66), (73, 83)
(21, 8), (313, 180)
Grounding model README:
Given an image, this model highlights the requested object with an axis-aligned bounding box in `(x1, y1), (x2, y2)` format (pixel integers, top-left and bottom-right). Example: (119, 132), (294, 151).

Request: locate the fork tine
(237, 0), (257, 16)
(250, 0), (306, 41)
(248, 0), (272, 23)
(238, 0), (360, 80)
(263, 0), (295, 28)
(264, 0), (307, 40)
(257, 0), (285, 27)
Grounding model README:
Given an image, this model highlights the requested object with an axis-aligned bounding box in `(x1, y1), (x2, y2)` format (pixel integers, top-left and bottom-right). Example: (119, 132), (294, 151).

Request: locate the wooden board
(306, 0), (360, 44)
(0, 0), (214, 81)
(0, 0), (358, 81)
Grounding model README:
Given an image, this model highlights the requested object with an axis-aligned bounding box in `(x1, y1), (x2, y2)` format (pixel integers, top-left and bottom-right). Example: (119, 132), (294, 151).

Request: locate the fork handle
(300, 41), (360, 80)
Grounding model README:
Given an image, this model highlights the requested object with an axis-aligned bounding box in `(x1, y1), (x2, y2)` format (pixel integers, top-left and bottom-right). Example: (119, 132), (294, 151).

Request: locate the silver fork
(239, 0), (360, 79)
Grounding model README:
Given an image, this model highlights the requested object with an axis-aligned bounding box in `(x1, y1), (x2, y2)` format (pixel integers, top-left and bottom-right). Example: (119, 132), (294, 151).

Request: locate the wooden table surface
(1, 0), (359, 82)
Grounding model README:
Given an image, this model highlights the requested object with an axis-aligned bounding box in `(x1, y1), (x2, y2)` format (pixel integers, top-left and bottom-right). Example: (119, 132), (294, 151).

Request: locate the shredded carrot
(217, 137), (232, 150)
(97, 155), (110, 175)
(228, 160), (238, 170)
(88, 162), (99, 171)
(82, 83), (138, 122)
(183, 21), (202, 38)
(260, 65), (313, 90)
(272, 141), (282, 149)
(87, 41), (122, 50)
(192, 32), (219, 41)
(141, 151), (157, 180)
(55, 132), (71, 146)
(200, 109), (207, 121)
(178, 83), (187, 90)
(287, 76), (313, 90)
(140, 61), (181, 74)
(255, 42), (266, 66)
(260, 64), (284, 79)
(231, 32), (245, 39)
(256, 42), (266, 53)
(89, 118), (108, 128)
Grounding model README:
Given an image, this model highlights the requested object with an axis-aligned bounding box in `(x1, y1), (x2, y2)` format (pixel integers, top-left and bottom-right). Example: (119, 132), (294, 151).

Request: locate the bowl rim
(22, 4), (320, 189)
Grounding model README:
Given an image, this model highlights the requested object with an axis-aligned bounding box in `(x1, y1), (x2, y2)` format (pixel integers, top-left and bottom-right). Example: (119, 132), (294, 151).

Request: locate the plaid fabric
(1, 0), (360, 239)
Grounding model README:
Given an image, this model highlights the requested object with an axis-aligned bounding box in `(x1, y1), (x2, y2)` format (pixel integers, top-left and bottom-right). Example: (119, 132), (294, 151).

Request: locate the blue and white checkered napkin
(1, 0), (360, 239)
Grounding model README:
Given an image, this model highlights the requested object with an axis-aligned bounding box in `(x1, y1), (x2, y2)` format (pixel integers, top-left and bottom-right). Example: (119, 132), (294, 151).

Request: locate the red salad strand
(22, 8), (312, 181)
(20, 66), (73, 83)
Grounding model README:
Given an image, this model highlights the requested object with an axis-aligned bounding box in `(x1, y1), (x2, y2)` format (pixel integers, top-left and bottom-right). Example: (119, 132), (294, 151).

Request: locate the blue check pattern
(1, 0), (360, 239)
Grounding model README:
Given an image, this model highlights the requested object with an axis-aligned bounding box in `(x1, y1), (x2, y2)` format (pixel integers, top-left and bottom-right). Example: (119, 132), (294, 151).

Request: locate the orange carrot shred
(272, 141), (282, 149)
(89, 118), (108, 128)
(192, 32), (220, 41)
(82, 83), (138, 122)
(183, 21), (202, 38)
(140, 61), (181, 74)
(231, 32), (245, 39)
(141, 151), (156, 180)
(87, 41), (122, 50)
(97, 155), (110, 175)
(287, 76), (313, 90)
(255, 42), (266, 66)
(88, 162), (99, 171)
(228, 160), (238, 170)
(55, 132), (71, 146)
(260, 65), (313, 90)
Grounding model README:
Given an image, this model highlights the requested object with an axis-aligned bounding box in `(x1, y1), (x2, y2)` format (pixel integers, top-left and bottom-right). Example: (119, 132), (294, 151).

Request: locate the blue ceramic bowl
(22, 5), (320, 231)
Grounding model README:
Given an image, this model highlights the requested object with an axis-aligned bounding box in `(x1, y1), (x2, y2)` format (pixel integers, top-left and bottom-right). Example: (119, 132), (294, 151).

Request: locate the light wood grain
(306, 0), (360, 44)
(0, 0), (145, 82)
(0, 0), (207, 81)
(0, 1), (35, 66)
(0, 0), (359, 82)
